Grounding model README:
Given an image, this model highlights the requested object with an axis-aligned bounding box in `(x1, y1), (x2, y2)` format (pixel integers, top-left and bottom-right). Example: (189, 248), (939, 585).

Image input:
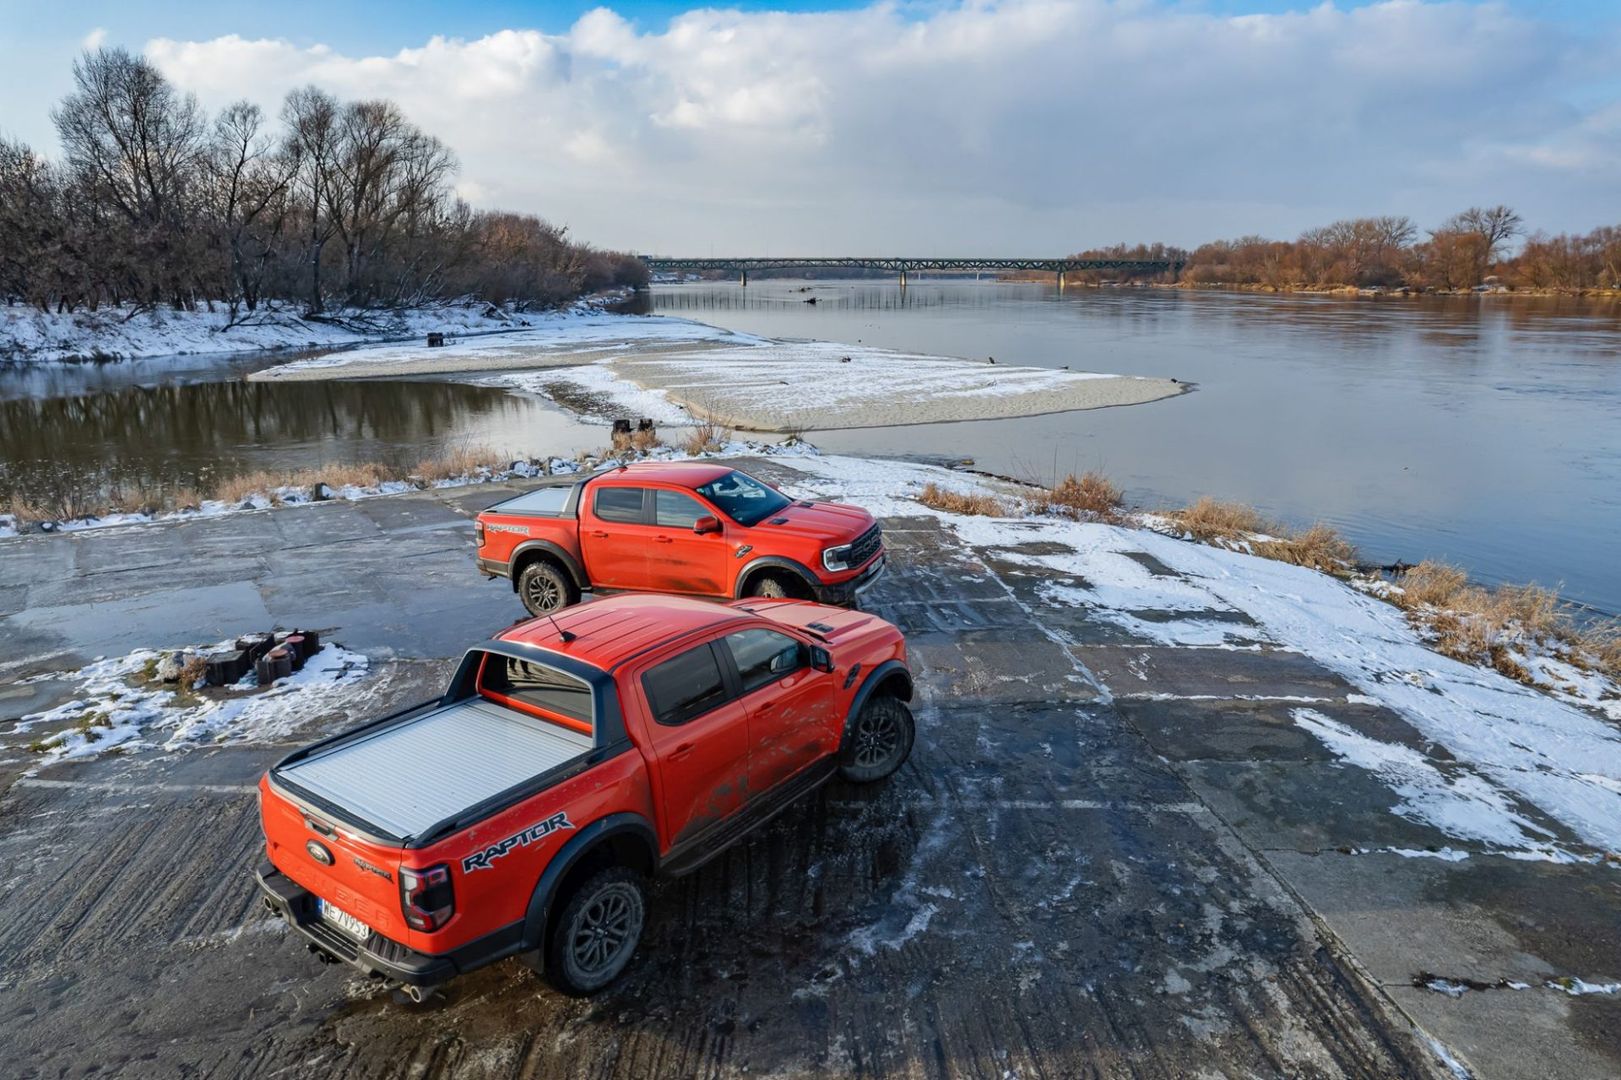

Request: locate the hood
(748, 500), (875, 545)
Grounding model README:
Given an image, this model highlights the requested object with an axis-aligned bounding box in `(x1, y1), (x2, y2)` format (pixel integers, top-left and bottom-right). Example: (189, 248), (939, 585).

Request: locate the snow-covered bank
(252, 310), (1183, 430)
(0, 296), (631, 365)
(14, 642), (373, 760)
(775, 453), (1621, 858)
(246, 310), (759, 381)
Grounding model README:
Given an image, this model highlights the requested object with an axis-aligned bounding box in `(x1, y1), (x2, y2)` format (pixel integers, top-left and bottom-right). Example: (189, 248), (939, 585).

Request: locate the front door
(637, 642), (749, 849)
(723, 628), (833, 794)
(582, 485), (653, 590)
(650, 488), (730, 596)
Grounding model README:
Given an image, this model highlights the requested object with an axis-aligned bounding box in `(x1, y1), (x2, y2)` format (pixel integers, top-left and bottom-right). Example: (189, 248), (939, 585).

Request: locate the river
(2, 282), (1617, 613)
(657, 281), (1621, 614)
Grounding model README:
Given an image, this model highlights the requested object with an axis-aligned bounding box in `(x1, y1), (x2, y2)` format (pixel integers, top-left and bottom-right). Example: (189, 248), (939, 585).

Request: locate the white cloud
(138, 1), (1621, 252)
(81, 27), (107, 50)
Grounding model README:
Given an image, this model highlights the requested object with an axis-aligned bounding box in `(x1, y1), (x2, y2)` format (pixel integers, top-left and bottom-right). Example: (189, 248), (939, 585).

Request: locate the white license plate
(318, 899), (371, 940)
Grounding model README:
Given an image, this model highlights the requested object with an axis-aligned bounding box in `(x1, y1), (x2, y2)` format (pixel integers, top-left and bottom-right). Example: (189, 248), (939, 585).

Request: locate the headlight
(822, 544), (853, 572)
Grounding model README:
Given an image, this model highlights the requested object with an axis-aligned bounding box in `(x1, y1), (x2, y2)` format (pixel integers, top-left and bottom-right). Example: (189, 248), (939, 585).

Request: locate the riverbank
(0, 294), (636, 365)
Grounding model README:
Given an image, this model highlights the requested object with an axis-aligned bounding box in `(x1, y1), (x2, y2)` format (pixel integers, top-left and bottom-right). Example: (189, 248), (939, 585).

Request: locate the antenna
(545, 611), (576, 643)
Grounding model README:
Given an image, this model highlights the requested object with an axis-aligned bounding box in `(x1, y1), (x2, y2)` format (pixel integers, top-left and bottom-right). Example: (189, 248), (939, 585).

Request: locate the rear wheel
(838, 695), (915, 783)
(519, 560), (577, 617)
(544, 867), (647, 996)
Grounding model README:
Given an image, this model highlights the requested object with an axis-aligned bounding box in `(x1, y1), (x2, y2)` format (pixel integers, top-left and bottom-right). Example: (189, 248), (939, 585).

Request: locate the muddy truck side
(256, 594), (913, 996)
(474, 461), (885, 617)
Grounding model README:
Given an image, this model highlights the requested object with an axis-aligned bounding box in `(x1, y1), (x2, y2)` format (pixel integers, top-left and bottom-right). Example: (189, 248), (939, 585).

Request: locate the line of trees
(1067, 206), (1621, 292)
(0, 48), (647, 318)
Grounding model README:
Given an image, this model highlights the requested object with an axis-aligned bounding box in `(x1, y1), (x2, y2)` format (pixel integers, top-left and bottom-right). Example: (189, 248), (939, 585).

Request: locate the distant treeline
(0, 48), (648, 318)
(1067, 207), (1621, 292)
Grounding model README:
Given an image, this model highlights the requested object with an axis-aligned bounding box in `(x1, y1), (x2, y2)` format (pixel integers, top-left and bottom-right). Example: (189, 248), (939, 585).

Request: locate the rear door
(650, 488), (730, 596)
(581, 484), (653, 589)
(722, 628), (835, 793)
(636, 640), (749, 848)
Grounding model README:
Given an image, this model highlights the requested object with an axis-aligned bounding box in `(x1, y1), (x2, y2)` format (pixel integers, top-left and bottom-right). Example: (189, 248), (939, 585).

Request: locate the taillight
(474, 520), (486, 547)
(400, 864), (455, 932)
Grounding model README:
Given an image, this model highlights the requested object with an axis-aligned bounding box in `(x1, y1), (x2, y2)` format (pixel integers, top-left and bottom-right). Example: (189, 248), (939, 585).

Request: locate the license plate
(318, 898), (371, 940)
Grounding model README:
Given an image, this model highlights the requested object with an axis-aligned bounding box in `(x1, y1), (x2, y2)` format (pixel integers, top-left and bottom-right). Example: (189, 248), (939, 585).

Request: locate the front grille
(849, 524), (882, 567)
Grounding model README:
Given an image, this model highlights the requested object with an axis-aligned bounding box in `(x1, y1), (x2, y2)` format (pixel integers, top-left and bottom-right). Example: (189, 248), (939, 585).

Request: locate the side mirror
(693, 514), (722, 535)
(809, 646), (833, 673)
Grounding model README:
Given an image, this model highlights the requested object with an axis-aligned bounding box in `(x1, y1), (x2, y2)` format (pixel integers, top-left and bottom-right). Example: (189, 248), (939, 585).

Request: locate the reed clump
(1029, 471), (1124, 521)
(916, 482), (1008, 517)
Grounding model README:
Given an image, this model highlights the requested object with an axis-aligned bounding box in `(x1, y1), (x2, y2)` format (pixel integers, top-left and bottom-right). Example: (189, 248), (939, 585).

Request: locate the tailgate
(260, 776), (409, 941)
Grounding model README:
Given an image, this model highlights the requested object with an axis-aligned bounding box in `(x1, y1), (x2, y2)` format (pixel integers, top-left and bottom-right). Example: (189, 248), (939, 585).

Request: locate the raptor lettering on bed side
(462, 811), (575, 873)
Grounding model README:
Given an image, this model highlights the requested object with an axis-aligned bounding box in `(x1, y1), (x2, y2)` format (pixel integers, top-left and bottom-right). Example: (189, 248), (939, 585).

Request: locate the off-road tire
(749, 574), (793, 600)
(518, 560), (578, 617)
(838, 694), (914, 783)
(544, 866), (647, 996)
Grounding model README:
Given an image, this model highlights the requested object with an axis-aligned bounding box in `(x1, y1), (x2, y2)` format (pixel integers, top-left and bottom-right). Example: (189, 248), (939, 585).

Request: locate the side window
(725, 629), (806, 694)
(643, 644), (730, 726)
(655, 489), (707, 529)
(594, 486), (646, 524)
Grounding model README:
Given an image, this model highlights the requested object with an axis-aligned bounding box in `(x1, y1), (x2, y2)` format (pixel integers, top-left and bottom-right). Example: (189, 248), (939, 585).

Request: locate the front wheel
(544, 867), (647, 996)
(519, 560), (577, 617)
(838, 695), (915, 783)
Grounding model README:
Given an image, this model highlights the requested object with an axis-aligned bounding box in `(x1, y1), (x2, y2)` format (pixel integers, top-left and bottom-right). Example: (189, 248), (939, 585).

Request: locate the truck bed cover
(277, 698), (593, 839)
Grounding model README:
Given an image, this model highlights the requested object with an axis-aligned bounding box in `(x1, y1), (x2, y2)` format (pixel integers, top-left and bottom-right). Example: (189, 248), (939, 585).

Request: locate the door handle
(654, 535), (673, 544)
(669, 742), (695, 761)
(590, 530), (610, 538)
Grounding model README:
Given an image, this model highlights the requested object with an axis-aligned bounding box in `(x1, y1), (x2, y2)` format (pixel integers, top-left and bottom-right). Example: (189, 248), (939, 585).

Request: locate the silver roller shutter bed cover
(277, 697), (595, 839)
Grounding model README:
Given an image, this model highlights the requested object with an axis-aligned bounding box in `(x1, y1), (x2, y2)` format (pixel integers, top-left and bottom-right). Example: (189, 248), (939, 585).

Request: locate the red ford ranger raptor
(474, 462), (885, 617)
(255, 594), (914, 998)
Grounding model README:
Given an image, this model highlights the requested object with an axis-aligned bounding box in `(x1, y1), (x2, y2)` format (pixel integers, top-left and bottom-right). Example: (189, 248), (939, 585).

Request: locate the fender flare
(734, 555), (821, 598)
(509, 540), (589, 592)
(839, 660), (914, 750)
(521, 812), (659, 948)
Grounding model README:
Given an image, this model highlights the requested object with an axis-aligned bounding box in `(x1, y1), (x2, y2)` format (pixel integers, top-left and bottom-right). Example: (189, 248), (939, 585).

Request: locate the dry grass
(682, 414), (733, 456)
(1029, 471), (1123, 521)
(413, 446), (506, 483)
(1175, 497), (1264, 542)
(916, 482), (1008, 517)
(1388, 560), (1600, 682)
(1253, 523), (1358, 574)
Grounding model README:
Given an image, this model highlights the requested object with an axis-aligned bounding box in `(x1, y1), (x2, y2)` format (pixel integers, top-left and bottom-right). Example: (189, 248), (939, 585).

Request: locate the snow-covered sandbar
(250, 313), (1186, 431)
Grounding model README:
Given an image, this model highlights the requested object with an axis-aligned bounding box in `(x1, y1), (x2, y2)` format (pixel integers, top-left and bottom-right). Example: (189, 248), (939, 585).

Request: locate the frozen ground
(0, 296), (631, 364)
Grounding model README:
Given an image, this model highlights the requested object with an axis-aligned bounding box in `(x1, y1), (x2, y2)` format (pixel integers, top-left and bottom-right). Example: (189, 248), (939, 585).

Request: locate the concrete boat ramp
(0, 456), (1616, 1078)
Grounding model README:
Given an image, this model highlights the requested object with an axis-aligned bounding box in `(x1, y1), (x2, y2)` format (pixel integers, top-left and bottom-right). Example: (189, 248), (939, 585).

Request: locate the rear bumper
(478, 556), (510, 580)
(814, 552), (886, 606)
(256, 863), (457, 987)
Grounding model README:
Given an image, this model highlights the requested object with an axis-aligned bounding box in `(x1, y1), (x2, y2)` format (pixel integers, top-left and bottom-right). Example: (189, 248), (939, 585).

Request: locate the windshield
(696, 470), (792, 527)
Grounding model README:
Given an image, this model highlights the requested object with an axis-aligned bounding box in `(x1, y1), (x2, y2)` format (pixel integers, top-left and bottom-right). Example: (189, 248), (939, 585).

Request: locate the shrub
(1030, 471), (1123, 521)
(1176, 497), (1263, 541)
(682, 415), (733, 456)
(916, 482), (1007, 516)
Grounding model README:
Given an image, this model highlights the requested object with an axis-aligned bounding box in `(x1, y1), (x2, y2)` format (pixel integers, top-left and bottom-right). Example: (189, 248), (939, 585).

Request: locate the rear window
(643, 644), (729, 726)
(496, 485), (572, 515)
(655, 489), (707, 529)
(595, 487), (646, 524)
(478, 654), (594, 734)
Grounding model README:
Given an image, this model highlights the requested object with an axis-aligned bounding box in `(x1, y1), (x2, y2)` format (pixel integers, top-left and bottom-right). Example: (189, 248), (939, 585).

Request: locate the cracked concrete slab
(1072, 644), (1356, 700)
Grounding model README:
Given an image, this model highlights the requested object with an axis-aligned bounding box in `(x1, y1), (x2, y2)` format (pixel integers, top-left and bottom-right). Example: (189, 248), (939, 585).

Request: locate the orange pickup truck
(255, 594), (914, 997)
(475, 462), (886, 617)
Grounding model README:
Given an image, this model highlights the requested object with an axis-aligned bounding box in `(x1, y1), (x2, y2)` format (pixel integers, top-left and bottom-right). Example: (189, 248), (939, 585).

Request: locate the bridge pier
(898, 270), (908, 288)
(739, 270), (748, 287)
(1057, 269), (1066, 291)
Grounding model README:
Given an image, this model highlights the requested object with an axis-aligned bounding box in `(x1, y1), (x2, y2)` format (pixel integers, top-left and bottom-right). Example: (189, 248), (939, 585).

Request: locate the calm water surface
(657, 282), (1621, 614)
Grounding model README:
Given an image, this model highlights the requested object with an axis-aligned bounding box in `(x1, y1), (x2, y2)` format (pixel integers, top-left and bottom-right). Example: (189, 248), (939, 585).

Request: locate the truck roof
(498, 594), (757, 670)
(596, 461), (736, 487)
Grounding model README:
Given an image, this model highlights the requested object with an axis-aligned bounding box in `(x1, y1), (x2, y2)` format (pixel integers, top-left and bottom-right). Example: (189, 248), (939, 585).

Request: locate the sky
(2, 0), (1618, 254)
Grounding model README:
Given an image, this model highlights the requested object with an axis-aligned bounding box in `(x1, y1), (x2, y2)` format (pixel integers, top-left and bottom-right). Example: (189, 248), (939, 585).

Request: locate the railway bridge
(640, 255), (1185, 288)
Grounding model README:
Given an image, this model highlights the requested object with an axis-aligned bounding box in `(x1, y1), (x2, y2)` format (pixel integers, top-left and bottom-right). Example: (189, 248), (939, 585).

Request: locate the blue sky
(2, 0), (1618, 251)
